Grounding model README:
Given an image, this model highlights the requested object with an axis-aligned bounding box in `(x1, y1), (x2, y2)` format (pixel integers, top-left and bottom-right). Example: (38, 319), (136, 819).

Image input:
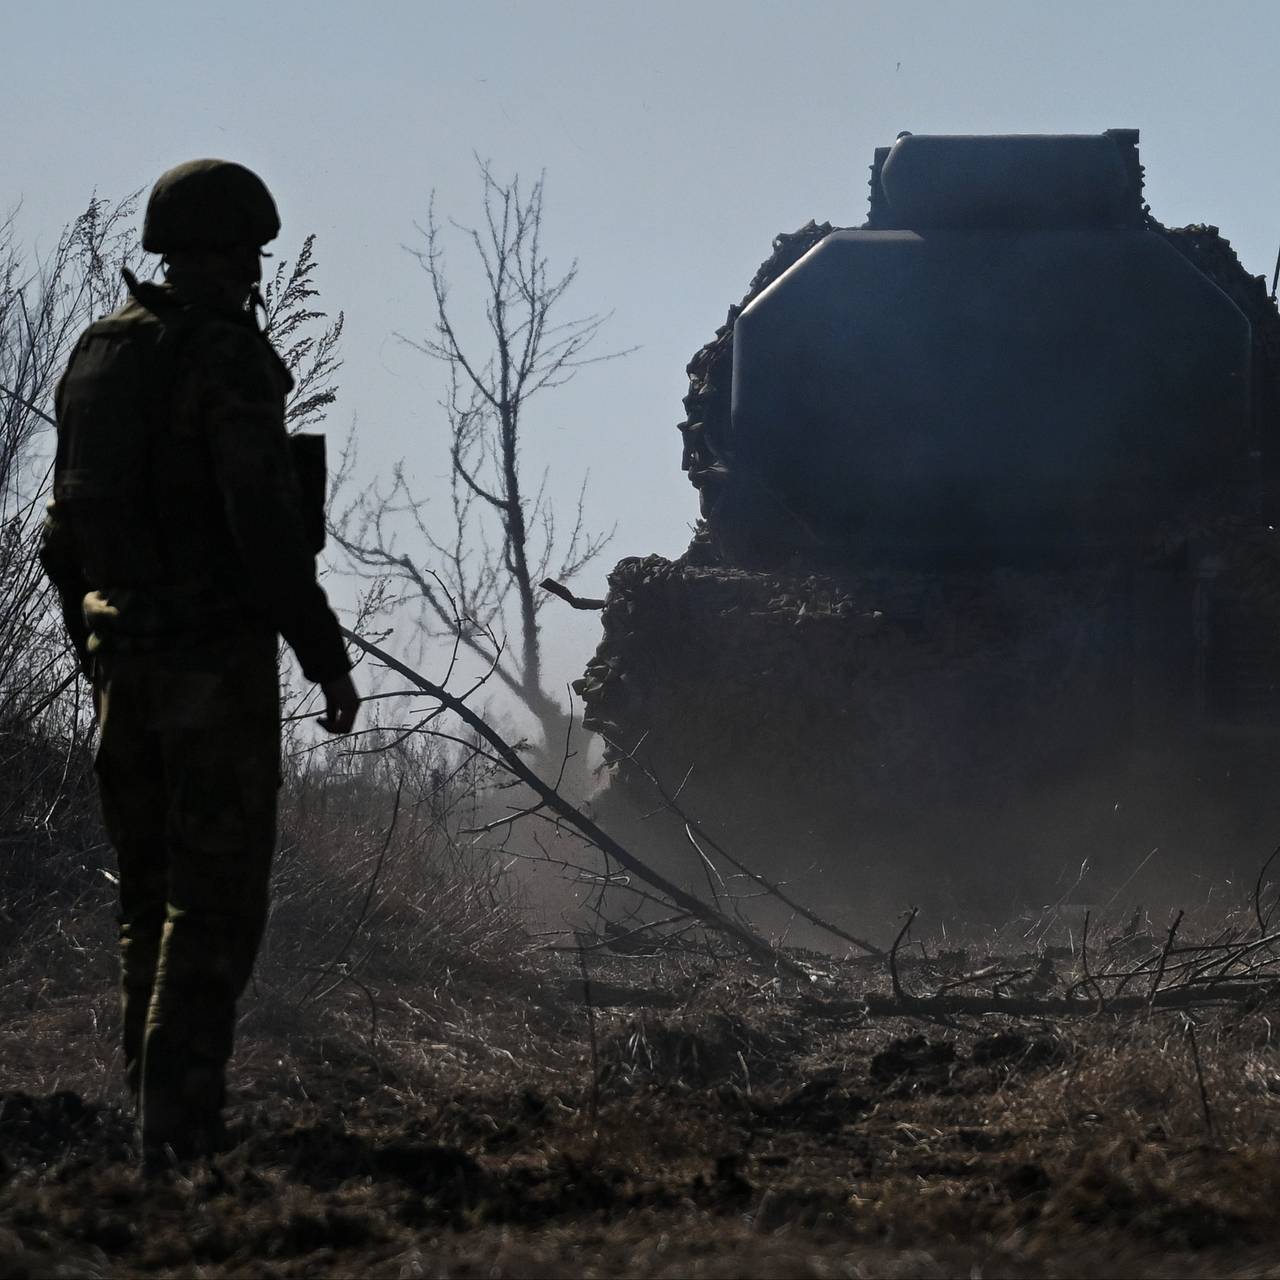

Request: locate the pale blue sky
(8, 0), (1280, 703)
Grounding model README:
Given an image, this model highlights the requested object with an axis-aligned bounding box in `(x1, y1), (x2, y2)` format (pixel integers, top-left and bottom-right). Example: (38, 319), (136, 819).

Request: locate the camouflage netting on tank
(577, 553), (1133, 812)
(1157, 223), (1280, 496)
(678, 220), (834, 564)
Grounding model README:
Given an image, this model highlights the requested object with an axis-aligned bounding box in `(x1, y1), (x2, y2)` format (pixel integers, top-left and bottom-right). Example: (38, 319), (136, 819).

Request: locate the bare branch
(336, 161), (625, 747)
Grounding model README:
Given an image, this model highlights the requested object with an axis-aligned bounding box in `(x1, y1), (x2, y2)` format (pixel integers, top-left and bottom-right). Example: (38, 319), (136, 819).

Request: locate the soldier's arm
(38, 499), (93, 676)
(195, 323), (352, 686)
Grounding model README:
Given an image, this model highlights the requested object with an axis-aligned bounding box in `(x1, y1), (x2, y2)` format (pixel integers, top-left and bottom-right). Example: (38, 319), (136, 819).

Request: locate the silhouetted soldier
(40, 159), (359, 1160)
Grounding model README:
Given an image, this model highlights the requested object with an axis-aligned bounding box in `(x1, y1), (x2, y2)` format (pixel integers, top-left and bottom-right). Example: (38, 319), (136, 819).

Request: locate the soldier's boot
(140, 1063), (229, 1165)
(140, 1082), (192, 1167)
(182, 1064), (230, 1155)
(140, 999), (231, 1164)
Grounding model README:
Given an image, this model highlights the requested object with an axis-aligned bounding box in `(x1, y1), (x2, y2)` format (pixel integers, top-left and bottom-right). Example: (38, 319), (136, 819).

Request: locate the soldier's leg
(140, 639), (280, 1153)
(93, 657), (167, 1102)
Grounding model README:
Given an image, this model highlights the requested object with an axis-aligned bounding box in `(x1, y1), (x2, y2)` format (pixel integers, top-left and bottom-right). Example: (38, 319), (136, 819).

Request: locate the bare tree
(335, 161), (624, 754)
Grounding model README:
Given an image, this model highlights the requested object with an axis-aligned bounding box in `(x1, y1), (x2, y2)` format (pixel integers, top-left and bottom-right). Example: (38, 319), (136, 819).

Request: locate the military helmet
(142, 159), (280, 253)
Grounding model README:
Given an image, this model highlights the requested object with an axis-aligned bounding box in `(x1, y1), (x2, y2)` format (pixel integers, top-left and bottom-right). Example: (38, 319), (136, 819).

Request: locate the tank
(575, 130), (1280, 929)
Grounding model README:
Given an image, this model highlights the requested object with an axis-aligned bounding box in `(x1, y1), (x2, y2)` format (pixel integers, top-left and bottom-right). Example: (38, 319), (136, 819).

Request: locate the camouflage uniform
(40, 259), (350, 1149)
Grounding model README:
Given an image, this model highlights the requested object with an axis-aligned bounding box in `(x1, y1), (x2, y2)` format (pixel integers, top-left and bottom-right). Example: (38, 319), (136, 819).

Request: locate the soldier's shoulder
(80, 294), (155, 338)
(59, 299), (155, 379)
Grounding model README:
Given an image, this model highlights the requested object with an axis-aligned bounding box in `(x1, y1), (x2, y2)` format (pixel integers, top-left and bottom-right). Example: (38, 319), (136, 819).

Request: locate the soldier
(39, 159), (359, 1160)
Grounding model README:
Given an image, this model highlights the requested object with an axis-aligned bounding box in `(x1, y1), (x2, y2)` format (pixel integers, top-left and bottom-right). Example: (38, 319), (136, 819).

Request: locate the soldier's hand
(317, 672), (360, 735)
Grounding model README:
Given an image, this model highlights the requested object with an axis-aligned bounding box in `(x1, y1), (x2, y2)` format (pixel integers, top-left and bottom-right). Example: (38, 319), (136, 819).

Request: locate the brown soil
(5, 934), (1280, 1278)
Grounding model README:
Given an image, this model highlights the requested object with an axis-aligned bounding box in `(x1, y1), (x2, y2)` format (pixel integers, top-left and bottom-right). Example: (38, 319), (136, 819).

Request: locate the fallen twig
(1146, 909), (1184, 1006)
(1255, 842), (1280, 935)
(889, 908), (918, 1003)
(543, 913), (694, 956)
(805, 980), (1280, 1020)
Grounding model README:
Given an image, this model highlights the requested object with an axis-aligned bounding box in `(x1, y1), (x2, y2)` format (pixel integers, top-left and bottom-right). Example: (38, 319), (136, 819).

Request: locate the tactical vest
(53, 281), (326, 625)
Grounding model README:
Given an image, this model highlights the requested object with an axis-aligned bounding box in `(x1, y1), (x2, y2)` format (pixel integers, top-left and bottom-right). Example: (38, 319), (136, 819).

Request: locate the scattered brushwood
(12, 932), (1280, 1279)
(780, 896), (1280, 1024)
(545, 839), (1280, 1032)
(338, 626), (811, 982)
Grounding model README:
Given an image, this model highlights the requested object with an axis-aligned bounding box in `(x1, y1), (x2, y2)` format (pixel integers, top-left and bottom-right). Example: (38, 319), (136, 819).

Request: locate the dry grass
(10, 704), (1280, 1275)
(10, 897), (1280, 1277)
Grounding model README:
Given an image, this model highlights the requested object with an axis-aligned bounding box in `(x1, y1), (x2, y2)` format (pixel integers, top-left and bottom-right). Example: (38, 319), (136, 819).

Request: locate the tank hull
(578, 553), (1280, 933)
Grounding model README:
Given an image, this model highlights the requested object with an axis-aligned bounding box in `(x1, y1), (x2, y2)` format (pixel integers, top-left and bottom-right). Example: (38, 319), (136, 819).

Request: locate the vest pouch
(288, 433), (327, 555)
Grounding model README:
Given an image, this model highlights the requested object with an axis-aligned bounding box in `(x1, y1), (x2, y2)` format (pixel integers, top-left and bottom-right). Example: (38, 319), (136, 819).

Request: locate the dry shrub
(1, 701), (537, 1064)
(261, 729), (531, 1001)
(1037, 1139), (1280, 1250)
(997, 1016), (1280, 1148)
(0, 710), (109, 988)
(0, 198), (144, 988)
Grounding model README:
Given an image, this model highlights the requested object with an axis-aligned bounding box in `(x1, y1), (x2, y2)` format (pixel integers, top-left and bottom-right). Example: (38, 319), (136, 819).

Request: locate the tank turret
(699, 131), (1255, 564)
